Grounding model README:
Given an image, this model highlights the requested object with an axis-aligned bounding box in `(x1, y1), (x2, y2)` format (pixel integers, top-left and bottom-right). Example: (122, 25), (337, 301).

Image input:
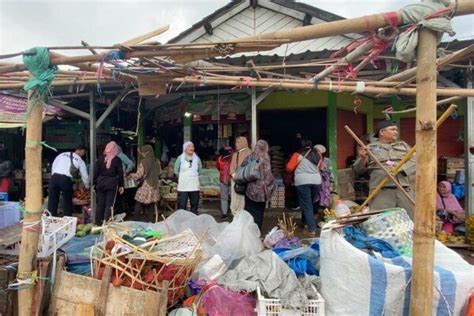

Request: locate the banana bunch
(466, 215), (474, 246)
(436, 231), (465, 245)
(324, 208), (337, 221)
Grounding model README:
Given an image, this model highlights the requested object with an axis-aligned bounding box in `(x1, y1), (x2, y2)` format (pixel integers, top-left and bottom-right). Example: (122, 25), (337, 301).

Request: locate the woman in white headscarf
(174, 141), (202, 214)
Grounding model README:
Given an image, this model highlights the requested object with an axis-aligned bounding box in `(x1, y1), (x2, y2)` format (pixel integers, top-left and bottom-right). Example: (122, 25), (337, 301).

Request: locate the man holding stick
(353, 121), (416, 218)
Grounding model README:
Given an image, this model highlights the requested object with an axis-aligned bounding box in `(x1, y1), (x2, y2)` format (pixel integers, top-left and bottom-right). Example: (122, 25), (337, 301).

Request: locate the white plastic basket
(256, 286), (325, 316)
(37, 216), (77, 258)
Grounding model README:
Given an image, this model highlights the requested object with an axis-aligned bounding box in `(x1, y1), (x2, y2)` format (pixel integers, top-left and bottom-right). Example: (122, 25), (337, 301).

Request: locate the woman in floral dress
(130, 145), (161, 216)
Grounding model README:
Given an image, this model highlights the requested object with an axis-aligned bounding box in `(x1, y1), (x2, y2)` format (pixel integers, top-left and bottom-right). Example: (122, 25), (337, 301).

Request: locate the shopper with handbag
(287, 140), (321, 237)
(230, 136), (252, 214)
(175, 141), (202, 214)
(243, 139), (276, 229)
(130, 144), (161, 217)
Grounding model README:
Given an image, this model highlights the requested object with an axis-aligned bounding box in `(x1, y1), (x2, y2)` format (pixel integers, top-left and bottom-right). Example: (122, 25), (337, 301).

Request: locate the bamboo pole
(0, 44), (280, 75)
(313, 41), (374, 81)
(17, 89), (44, 315)
(409, 26), (438, 316)
(357, 104), (457, 211)
(173, 76), (474, 97)
(121, 25), (170, 46)
(233, 1), (474, 43)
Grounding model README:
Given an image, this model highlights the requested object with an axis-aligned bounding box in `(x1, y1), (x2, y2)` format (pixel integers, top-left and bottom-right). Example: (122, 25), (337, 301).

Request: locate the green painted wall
(258, 90), (374, 112)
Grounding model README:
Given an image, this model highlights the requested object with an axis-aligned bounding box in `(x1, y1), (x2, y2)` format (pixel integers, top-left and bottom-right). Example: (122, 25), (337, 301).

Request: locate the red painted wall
(399, 117), (464, 157)
(337, 110), (366, 168)
(374, 117), (464, 157)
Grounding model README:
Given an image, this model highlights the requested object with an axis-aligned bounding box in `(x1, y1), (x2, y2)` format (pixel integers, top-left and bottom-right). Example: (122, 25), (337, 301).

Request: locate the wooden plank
(95, 266), (112, 316)
(49, 269), (168, 315)
(75, 303), (95, 316)
(137, 76), (167, 96)
(0, 223), (22, 247)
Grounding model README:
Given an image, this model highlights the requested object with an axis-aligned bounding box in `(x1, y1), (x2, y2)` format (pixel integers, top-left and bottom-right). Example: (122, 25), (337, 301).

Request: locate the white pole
(251, 87), (257, 148)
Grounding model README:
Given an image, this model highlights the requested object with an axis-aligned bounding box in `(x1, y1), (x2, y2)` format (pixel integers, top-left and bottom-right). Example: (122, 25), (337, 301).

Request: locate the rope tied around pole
(22, 47), (57, 98)
(25, 140), (58, 152)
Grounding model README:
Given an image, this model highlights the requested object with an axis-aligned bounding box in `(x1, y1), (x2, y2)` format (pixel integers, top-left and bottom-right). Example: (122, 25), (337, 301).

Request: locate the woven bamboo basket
(91, 227), (202, 307)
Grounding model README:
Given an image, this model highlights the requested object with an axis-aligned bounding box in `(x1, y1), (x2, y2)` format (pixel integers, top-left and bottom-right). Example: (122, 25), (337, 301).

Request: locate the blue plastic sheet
(343, 226), (400, 259)
(60, 234), (100, 275)
(273, 242), (320, 277)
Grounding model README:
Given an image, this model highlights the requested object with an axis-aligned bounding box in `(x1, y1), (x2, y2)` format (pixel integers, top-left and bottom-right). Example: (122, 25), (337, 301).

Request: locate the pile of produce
(75, 223), (99, 237)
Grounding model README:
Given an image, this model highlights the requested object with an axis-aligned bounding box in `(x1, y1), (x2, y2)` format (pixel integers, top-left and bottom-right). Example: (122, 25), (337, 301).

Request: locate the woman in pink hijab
(436, 181), (465, 232)
(93, 141), (124, 224)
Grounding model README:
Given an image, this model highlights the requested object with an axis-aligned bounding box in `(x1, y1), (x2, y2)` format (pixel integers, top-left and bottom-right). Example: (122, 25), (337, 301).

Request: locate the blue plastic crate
(0, 192), (8, 201)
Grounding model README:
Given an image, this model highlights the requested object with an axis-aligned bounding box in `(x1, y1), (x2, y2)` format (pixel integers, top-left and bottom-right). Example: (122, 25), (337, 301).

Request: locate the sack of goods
(320, 221), (474, 315)
(269, 146), (285, 179)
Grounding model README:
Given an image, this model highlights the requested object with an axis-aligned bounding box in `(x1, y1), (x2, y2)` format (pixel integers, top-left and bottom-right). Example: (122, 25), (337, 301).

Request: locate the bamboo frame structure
(1, 2), (471, 314)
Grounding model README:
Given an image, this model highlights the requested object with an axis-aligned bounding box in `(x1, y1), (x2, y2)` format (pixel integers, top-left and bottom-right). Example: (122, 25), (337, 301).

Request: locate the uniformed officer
(353, 121), (416, 218)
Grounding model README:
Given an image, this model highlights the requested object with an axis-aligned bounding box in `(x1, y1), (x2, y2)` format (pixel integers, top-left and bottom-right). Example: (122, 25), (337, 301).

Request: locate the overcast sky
(0, 0), (473, 58)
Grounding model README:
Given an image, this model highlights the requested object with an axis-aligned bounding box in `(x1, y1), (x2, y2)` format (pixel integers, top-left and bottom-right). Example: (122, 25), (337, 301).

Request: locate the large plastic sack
(320, 229), (474, 316)
(197, 211), (263, 279)
(148, 209), (228, 246)
(198, 284), (256, 316)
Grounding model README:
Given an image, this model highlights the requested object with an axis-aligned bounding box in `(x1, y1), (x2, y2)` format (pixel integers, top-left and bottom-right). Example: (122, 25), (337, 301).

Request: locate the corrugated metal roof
(168, 0), (357, 56)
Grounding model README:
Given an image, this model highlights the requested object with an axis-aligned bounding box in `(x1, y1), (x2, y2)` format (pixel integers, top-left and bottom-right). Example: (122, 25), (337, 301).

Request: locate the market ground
(128, 200), (474, 265)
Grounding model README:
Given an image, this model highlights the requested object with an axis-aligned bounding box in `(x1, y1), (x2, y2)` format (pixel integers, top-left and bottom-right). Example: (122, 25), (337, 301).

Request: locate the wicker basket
(91, 227), (202, 307)
(359, 208), (413, 256)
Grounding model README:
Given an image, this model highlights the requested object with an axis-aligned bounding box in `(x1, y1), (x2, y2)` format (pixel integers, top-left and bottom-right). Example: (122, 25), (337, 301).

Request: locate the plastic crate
(37, 216), (77, 258)
(0, 192), (8, 201)
(256, 286), (325, 316)
(0, 202), (20, 229)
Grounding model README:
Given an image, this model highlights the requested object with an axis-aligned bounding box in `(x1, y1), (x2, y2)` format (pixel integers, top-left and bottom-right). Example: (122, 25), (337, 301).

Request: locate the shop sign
(0, 94), (61, 128)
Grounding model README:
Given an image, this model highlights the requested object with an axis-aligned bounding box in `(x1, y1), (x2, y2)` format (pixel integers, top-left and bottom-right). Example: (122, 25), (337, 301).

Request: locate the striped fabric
(320, 230), (474, 316)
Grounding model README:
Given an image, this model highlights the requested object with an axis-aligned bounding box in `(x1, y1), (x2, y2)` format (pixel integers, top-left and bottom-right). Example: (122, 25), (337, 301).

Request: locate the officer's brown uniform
(353, 140), (416, 218)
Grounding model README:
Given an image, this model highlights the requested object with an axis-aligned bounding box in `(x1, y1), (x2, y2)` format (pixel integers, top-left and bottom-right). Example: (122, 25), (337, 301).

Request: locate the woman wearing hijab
(244, 140), (276, 229)
(130, 145), (161, 216)
(175, 141), (202, 214)
(286, 140), (321, 237)
(436, 181), (465, 231)
(230, 136), (252, 214)
(94, 141), (124, 224)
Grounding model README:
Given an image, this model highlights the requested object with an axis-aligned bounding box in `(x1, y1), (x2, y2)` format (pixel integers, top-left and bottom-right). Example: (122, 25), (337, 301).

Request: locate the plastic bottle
(334, 200), (351, 217)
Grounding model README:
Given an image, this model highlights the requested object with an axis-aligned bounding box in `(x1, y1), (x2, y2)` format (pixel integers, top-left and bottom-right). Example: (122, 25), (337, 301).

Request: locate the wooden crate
(49, 258), (168, 316)
(0, 255), (18, 316)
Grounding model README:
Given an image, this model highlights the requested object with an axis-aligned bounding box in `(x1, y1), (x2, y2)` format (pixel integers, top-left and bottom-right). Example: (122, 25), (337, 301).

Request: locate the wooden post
(327, 92), (338, 185)
(17, 89), (44, 315)
(409, 26), (438, 315)
(89, 92), (97, 221)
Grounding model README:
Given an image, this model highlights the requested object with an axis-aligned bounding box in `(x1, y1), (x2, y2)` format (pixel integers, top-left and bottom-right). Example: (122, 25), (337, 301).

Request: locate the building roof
(167, 0), (358, 56)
